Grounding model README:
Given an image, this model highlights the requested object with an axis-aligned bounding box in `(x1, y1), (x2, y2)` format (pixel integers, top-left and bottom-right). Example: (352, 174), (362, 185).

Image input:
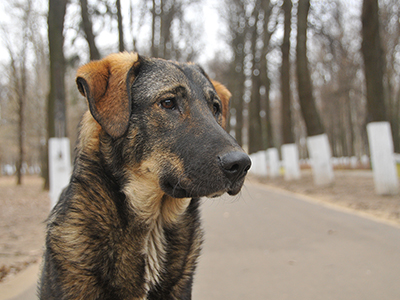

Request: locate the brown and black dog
(39, 52), (251, 300)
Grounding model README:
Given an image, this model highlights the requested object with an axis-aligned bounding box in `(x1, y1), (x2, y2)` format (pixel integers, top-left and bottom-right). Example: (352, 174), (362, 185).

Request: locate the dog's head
(76, 52), (251, 198)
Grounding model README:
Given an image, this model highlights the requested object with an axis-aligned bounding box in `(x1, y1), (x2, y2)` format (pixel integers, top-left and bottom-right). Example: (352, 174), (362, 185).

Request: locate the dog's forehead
(139, 58), (214, 92)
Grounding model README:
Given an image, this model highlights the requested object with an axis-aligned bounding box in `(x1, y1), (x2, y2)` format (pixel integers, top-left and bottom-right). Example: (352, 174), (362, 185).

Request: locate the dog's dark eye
(160, 99), (176, 110)
(213, 102), (221, 115)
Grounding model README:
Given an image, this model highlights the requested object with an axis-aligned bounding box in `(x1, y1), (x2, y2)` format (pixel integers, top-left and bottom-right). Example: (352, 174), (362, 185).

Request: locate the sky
(0, 0), (225, 65)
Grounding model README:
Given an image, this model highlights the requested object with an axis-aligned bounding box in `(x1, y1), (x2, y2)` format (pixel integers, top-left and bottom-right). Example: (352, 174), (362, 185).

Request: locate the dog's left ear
(76, 52), (140, 139)
(211, 80), (232, 129)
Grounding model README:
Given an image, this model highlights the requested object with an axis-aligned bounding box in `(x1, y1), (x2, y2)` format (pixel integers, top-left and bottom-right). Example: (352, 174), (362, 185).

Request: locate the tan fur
(76, 52), (139, 138)
(211, 80), (232, 128)
(77, 111), (101, 152)
(123, 153), (191, 292)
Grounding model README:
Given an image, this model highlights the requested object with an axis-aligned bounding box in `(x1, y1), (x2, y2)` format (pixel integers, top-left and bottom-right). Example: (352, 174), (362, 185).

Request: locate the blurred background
(0, 0), (399, 187)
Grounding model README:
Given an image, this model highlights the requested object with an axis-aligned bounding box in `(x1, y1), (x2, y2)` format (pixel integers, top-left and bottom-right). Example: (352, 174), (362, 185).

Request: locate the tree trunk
(297, 0), (333, 186)
(248, 71), (263, 154)
(17, 53), (27, 186)
(393, 91), (400, 152)
(248, 3), (263, 155)
(230, 51), (245, 147)
(151, 0), (157, 57)
(261, 55), (272, 149)
(116, 0), (125, 52)
(80, 0), (101, 60)
(16, 93), (24, 185)
(296, 0), (325, 137)
(281, 0), (294, 145)
(7, 2), (31, 185)
(45, 0), (68, 190)
(226, 1), (246, 147)
(129, 0), (136, 51)
(361, 0), (387, 123)
(260, 0), (273, 150)
(160, 0), (175, 59)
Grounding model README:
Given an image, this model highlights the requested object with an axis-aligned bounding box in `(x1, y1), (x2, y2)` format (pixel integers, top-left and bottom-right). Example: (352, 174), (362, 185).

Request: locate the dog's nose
(218, 151), (251, 182)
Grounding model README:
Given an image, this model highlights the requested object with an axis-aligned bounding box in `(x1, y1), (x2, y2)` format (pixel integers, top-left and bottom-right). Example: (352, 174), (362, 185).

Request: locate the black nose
(218, 151), (251, 182)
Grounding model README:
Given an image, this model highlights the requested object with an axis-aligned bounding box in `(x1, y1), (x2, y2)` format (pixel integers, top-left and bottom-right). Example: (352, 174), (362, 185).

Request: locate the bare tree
(361, 0), (387, 123)
(45, 0), (68, 189)
(281, 0), (294, 145)
(80, 0), (101, 60)
(224, 0), (247, 146)
(296, 0), (325, 137)
(148, 0), (200, 61)
(248, 0), (276, 153)
(2, 0), (33, 185)
(380, 0), (400, 151)
(248, 0), (264, 154)
(116, 0), (125, 52)
(6, 46), (26, 185)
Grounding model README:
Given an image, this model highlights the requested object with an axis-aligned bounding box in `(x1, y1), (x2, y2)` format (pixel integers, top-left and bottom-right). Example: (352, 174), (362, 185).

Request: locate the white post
(249, 151), (267, 177)
(307, 133), (334, 186)
(367, 122), (399, 195)
(249, 153), (259, 175)
(350, 156), (358, 169)
(267, 148), (280, 179)
(281, 143), (301, 181)
(49, 138), (72, 208)
(258, 151), (268, 177)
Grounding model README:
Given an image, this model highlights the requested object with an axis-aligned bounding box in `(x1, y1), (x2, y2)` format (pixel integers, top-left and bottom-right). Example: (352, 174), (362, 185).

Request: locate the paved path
(193, 182), (400, 300)
(2, 182), (400, 299)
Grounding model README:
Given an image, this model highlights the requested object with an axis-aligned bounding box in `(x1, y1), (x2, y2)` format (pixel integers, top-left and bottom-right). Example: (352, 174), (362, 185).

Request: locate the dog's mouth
(161, 180), (188, 198)
(160, 176), (245, 199)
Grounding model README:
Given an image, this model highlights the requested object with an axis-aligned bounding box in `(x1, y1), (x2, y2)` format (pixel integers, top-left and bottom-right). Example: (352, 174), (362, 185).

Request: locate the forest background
(0, 0), (399, 187)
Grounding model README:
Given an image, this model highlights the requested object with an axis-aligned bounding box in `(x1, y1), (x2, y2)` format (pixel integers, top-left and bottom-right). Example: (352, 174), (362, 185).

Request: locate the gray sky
(0, 0), (225, 65)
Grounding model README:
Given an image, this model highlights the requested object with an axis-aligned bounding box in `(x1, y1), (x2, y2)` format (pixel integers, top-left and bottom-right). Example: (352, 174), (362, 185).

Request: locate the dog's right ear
(211, 80), (232, 129)
(76, 52), (140, 139)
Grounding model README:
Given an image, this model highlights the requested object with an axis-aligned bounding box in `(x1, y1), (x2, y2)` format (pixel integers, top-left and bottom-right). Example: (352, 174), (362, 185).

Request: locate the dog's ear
(211, 80), (232, 129)
(76, 52), (140, 139)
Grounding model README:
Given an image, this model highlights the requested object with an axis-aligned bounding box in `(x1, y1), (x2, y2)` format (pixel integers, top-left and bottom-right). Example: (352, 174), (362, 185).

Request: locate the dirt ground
(0, 171), (399, 283)
(0, 176), (49, 283)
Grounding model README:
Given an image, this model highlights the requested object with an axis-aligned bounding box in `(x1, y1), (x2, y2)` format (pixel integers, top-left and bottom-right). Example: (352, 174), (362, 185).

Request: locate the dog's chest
(143, 218), (166, 291)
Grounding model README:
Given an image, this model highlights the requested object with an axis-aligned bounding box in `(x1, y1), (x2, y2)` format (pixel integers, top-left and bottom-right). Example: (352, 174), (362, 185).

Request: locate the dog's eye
(160, 99), (176, 110)
(213, 102), (221, 115)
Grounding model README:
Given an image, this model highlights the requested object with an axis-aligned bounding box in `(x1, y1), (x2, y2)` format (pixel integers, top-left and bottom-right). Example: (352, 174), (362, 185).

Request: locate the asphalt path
(193, 182), (400, 300)
(2, 181), (400, 300)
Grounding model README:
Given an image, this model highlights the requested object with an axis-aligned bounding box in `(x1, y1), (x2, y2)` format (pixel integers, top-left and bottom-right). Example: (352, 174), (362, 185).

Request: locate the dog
(39, 52), (251, 300)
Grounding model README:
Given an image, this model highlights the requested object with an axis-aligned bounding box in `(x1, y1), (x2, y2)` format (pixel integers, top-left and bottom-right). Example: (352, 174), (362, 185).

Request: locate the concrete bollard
(267, 148), (280, 179)
(367, 122), (399, 195)
(282, 143), (301, 181)
(258, 151), (268, 177)
(249, 153), (259, 175)
(249, 151), (267, 176)
(49, 138), (72, 208)
(307, 133), (334, 186)
(350, 156), (358, 169)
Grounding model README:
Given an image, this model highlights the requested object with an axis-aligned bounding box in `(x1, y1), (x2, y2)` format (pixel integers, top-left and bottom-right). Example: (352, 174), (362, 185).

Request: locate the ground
(252, 169), (400, 224)
(0, 176), (48, 283)
(0, 171), (399, 283)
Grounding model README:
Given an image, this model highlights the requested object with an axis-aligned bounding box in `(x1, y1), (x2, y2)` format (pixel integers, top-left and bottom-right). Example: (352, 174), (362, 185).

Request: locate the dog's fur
(39, 52), (250, 300)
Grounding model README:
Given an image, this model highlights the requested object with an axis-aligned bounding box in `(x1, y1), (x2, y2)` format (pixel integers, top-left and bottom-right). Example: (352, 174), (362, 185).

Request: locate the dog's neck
(123, 176), (191, 291)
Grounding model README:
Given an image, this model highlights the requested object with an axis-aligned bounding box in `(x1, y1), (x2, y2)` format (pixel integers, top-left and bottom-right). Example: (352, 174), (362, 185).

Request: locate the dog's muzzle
(160, 150), (251, 199)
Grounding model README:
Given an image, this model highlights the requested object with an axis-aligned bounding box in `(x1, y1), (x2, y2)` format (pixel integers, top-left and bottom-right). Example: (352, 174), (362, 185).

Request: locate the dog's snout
(218, 151), (251, 182)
